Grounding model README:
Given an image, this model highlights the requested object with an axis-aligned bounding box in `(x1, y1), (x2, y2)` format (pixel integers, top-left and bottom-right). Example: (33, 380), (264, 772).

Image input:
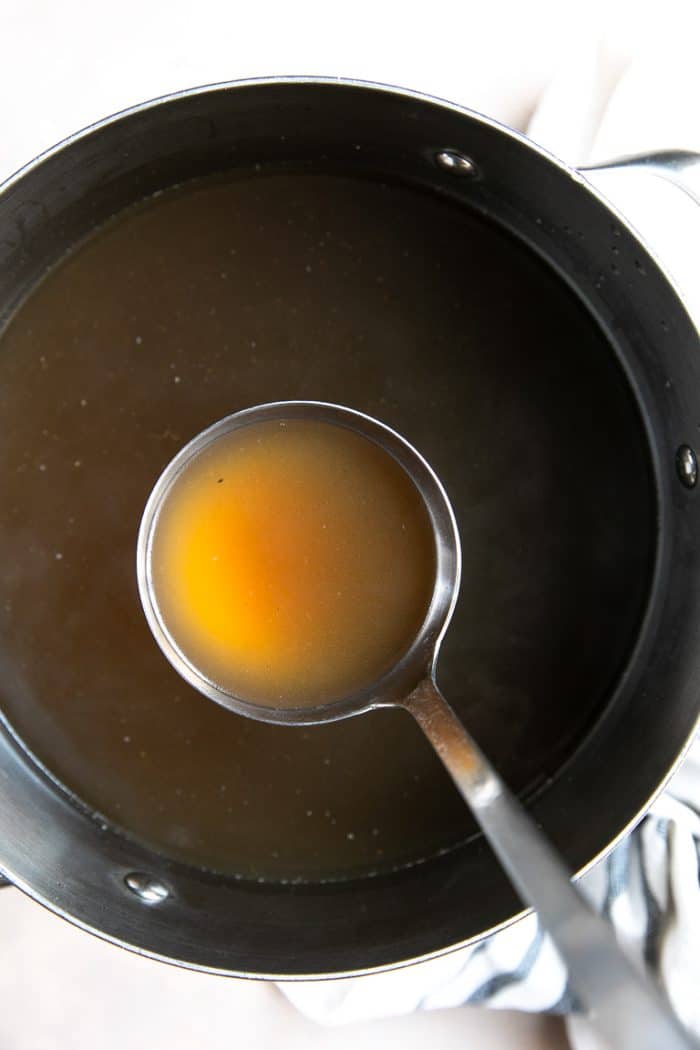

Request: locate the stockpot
(0, 78), (699, 979)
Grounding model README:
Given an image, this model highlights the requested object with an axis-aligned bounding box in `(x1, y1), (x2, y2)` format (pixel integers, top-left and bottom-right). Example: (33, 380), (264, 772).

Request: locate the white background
(3, 0), (699, 182)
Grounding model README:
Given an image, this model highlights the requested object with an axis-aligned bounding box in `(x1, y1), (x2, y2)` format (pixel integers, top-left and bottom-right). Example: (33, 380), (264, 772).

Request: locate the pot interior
(0, 166), (654, 883)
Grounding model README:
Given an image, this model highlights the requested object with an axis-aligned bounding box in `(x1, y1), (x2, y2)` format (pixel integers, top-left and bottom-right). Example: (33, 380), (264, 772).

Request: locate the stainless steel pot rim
(1, 74), (587, 199)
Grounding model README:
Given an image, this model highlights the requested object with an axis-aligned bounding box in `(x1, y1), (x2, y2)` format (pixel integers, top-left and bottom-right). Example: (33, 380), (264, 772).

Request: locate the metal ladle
(137, 401), (695, 1050)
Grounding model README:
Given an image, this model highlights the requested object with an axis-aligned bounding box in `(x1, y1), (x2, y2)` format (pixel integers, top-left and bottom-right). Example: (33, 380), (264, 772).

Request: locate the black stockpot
(0, 79), (698, 978)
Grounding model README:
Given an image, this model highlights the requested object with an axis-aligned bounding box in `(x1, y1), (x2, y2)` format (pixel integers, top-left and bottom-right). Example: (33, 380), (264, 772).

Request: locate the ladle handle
(403, 678), (697, 1050)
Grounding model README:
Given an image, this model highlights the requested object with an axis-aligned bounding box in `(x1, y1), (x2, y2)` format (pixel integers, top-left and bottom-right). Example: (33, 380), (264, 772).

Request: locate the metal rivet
(435, 150), (478, 177)
(124, 872), (170, 904)
(676, 445), (698, 489)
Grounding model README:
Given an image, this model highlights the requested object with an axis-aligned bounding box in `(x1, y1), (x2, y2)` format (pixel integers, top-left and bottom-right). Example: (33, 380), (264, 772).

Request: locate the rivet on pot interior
(124, 871), (170, 904)
(435, 150), (478, 177)
(676, 445), (698, 489)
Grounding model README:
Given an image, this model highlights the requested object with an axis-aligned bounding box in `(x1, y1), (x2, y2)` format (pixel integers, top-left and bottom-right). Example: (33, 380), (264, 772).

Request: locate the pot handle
(580, 149), (700, 324)
(579, 149), (700, 206)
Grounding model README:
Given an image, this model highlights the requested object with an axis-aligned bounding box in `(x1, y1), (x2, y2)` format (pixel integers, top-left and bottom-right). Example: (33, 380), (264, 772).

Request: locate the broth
(0, 172), (653, 880)
(150, 418), (435, 707)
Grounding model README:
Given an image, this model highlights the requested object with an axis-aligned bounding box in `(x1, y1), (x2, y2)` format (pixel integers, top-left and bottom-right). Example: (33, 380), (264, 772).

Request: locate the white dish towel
(279, 38), (700, 1049)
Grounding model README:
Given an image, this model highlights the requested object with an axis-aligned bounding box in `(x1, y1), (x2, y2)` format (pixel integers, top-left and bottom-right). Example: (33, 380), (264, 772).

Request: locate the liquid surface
(0, 173), (654, 880)
(150, 418), (435, 707)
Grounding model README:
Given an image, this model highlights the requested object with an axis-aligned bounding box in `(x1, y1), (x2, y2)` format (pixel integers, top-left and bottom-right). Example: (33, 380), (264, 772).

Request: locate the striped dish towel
(280, 31), (700, 1048)
(279, 736), (700, 1046)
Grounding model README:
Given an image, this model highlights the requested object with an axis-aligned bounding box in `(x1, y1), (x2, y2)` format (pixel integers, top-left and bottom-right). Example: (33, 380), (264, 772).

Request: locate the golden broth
(150, 419), (436, 707)
(0, 172), (653, 880)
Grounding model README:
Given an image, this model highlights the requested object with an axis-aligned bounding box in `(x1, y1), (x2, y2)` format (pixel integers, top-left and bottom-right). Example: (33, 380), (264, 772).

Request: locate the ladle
(137, 402), (696, 1050)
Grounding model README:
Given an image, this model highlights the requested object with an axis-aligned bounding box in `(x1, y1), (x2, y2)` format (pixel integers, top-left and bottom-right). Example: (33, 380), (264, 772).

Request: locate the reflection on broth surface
(0, 173), (653, 880)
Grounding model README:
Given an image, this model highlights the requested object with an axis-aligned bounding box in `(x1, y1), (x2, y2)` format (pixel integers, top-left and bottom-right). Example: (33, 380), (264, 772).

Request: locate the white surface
(1, 2), (698, 1049)
(0, 890), (567, 1050)
(1, 0), (696, 182)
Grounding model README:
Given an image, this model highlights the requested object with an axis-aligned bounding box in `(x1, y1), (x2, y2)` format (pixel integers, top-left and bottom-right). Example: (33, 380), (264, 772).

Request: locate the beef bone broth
(0, 173), (653, 880)
(150, 418), (436, 707)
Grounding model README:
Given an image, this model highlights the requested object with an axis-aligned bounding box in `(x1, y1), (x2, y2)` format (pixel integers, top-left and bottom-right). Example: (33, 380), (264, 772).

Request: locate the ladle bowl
(137, 400), (460, 725)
